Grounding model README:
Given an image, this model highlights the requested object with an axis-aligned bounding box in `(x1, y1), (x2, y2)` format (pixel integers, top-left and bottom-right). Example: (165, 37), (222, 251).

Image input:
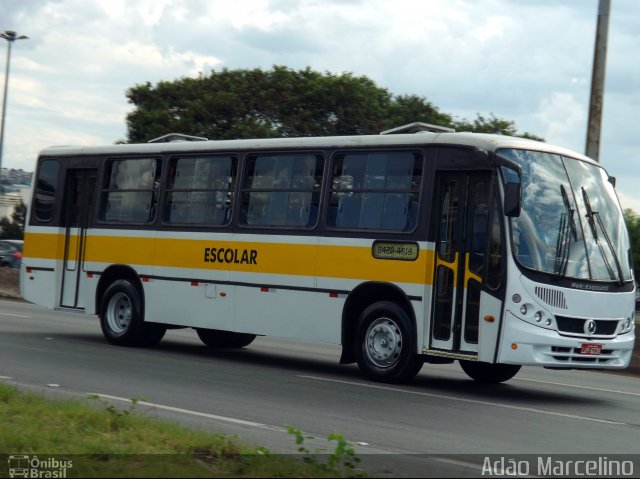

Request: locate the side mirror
(504, 182), (521, 217)
(609, 176), (616, 188)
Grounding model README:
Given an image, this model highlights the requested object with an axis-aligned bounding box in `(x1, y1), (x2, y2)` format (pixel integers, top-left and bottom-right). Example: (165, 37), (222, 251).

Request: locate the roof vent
(148, 133), (208, 143)
(380, 122), (455, 135)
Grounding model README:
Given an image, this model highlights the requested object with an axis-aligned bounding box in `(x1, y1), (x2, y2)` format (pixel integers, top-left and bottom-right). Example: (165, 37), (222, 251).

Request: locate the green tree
(0, 200), (26, 240)
(453, 113), (544, 141)
(624, 209), (640, 278)
(124, 66), (541, 142)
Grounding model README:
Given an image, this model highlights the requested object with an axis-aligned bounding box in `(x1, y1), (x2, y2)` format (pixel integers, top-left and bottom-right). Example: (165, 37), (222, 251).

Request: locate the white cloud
(534, 92), (587, 152)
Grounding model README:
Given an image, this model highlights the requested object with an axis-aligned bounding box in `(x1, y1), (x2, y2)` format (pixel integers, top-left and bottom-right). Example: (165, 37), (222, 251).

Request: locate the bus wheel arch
(95, 265), (143, 316)
(340, 282), (417, 365)
(96, 265), (165, 347)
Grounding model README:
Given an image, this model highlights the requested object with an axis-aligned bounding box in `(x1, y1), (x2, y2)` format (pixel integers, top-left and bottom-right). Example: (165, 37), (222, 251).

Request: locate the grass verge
(0, 384), (365, 477)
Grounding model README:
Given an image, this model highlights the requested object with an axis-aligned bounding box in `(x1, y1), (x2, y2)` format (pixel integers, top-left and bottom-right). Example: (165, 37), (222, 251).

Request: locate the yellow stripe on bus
(24, 232), (435, 284)
(23, 233), (62, 260)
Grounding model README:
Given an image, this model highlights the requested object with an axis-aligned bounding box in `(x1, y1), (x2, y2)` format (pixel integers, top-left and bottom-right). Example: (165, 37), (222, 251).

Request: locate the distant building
(0, 167), (32, 186)
(0, 168), (32, 219)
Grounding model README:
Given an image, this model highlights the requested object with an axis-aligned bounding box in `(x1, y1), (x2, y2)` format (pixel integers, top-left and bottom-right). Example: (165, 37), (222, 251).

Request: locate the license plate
(580, 343), (603, 355)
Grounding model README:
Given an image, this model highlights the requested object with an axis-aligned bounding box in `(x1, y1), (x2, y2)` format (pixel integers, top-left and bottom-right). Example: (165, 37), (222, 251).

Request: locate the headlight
(620, 317), (634, 334)
(534, 311), (542, 322)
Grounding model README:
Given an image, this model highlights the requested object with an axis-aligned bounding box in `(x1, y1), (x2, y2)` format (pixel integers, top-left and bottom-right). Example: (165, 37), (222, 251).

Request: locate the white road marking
(515, 377), (640, 397)
(90, 392), (284, 432)
(298, 375), (626, 426)
(0, 376), (13, 379)
(0, 312), (32, 318)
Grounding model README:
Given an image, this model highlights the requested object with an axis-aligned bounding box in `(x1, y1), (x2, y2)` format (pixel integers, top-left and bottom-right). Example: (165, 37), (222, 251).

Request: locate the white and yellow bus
(21, 123), (636, 383)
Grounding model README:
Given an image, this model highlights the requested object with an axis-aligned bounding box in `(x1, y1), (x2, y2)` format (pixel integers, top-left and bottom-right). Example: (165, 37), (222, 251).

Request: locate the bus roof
(38, 131), (596, 165)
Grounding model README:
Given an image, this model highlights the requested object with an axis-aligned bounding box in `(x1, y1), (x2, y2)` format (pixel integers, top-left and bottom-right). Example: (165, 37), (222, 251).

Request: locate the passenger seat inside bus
(336, 194), (361, 229)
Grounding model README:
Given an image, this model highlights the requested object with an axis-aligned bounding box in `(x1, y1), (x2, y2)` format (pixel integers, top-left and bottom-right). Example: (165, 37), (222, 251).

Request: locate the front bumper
(498, 312), (635, 368)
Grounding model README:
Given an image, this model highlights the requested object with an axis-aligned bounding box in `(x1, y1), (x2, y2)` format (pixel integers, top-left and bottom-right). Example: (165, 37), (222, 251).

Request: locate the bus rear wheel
(459, 360), (521, 383)
(355, 301), (423, 383)
(99, 279), (166, 347)
(196, 329), (256, 349)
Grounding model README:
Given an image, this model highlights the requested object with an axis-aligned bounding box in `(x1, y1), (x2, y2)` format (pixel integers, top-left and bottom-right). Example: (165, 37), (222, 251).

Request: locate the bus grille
(535, 287), (567, 309)
(555, 316), (619, 338)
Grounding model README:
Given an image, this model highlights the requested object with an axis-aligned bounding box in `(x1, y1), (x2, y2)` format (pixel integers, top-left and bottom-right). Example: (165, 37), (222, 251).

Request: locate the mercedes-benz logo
(584, 319), (597, 336)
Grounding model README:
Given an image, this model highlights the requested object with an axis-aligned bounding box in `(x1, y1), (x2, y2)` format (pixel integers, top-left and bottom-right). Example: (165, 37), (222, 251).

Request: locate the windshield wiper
(582, 187), (599, 243)
(555, 212), (570, 277)
(555, 185), (576, 278)
(581, 187), (624, 284)
(561, 185), (578, 241)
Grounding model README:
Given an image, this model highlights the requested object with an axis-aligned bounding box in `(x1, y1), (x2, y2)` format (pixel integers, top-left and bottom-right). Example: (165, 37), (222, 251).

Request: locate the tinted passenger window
(99, 158), (161, 223)
(164, 156), (236, 226)
(34, 159), (59, 222)
(468, 181), (490, 273)
(486, 193), (504, 289)
(240, 154), (323, 228)
(327, 151), (422, 231)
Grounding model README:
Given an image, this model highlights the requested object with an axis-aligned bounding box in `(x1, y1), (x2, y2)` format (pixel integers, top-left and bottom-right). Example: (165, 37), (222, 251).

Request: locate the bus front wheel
(196, 329), (256, 349)
(99, 279), (166, 347)
(459, 360), (521, 383)
(355, 301), (423, 383)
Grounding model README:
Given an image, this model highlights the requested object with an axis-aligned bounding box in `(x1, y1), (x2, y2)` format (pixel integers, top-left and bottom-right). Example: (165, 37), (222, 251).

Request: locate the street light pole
(0, 30), (28, 193)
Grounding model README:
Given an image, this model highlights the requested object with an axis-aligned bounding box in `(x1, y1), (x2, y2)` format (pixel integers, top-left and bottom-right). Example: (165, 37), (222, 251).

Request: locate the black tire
(196, 329), (256, 349)
(459, 360), (521, 383)
(139, 324), (167, 347)
(99, 279), (166, 347)
(355, 301), (423, 383)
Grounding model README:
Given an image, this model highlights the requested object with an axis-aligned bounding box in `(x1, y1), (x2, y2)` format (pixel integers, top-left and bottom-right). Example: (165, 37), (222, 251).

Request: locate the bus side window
(99, 158), (160, 224)
(328, 151), (421, 231)
(469, 182), (490, 274)
(486, 194), (504, 289)
(33, 159), (59, 223)
(164, 156), (235, 226)
(241, 154), (323, 228)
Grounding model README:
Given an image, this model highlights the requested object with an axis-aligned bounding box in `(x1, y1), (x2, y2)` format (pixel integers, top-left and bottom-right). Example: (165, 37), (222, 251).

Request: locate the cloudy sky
(2, 0), (639, 209)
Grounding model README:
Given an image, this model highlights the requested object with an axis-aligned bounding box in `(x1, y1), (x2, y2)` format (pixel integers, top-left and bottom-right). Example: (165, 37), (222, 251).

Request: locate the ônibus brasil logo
(7, 455), (73, 478)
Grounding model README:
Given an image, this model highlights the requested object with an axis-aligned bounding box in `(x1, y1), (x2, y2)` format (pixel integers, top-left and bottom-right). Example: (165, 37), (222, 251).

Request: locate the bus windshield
(499, 148), (632, 283)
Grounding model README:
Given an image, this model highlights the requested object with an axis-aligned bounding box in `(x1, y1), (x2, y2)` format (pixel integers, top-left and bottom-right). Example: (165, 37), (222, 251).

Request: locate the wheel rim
(364, 317), (403, 368)
(106, 292), (133, 334)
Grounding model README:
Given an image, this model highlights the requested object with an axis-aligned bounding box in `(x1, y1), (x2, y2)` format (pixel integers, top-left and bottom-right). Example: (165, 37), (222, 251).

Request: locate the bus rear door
(60, 168), (96, 309)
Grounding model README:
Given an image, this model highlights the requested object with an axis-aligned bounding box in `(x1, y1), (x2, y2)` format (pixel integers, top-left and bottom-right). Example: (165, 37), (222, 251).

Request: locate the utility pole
(585, 0), (611, 162)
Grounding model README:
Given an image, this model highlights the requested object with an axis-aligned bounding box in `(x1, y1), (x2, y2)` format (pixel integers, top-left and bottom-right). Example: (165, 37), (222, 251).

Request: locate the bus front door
(60, 169), (96, 309)
(430, 172), (499, 359)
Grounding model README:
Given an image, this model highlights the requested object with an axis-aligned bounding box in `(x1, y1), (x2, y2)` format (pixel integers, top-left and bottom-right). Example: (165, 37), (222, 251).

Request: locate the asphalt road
(1, 299), (639, 477)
